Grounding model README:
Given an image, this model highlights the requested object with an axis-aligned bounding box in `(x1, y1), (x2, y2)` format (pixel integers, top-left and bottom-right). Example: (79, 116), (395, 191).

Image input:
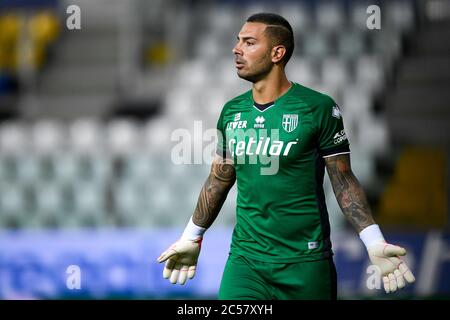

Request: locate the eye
(246, 41), (254, 46)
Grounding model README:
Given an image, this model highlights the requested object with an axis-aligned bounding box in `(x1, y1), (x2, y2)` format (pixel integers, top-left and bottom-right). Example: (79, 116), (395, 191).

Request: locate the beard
(237, 54), (273, 83)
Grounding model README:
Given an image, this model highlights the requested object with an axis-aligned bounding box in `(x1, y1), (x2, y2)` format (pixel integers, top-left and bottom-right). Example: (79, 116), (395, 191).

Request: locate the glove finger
(157, 248), (178, 263)
(399, 262), (416, 283)
(383, 276), (390, 293)
(187, 265), (196, 279)
(178, 266), (189, 285)
(170, 261), (182, 284)
(388, 273), (397, 292)
(394, 269), (405, 289)
(163, 258), (176, 279)
(383, 244), (406, 257)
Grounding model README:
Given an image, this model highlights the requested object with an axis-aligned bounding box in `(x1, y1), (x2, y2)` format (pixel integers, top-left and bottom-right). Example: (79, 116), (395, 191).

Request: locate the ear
(271, 45), (286, 64)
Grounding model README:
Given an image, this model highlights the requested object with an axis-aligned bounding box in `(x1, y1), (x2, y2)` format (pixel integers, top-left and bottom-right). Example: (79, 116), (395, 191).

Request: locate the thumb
(157, 248), (178, 263)
(383, 244), (406, 257)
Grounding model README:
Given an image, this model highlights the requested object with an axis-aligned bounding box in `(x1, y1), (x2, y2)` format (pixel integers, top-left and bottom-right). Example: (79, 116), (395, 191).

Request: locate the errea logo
(254, 116), (265, 128)
(255, 116), (265, 124)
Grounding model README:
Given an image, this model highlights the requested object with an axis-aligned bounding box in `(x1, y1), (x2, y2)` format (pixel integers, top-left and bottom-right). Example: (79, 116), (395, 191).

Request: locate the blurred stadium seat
(1, 0), (449, 300)
(316, 1), (346, 31)
(0, 0), (425, 230)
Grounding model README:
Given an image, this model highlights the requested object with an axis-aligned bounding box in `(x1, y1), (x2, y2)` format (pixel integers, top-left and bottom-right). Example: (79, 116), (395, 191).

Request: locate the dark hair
(246, 12), (294, 65)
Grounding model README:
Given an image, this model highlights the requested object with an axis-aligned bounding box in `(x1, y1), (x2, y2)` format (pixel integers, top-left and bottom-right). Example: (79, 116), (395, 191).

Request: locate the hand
(367, 241), (415, 293)
(157, 238), (202, 285)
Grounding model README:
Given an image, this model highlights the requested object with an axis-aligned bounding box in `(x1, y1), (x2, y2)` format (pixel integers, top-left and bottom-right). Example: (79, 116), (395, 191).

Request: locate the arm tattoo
(325, 154), (375, 233)
(192, 157), (236, 228)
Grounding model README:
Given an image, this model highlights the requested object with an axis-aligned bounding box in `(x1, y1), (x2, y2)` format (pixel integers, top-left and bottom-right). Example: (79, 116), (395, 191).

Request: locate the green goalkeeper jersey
(216, 82), (350, 263)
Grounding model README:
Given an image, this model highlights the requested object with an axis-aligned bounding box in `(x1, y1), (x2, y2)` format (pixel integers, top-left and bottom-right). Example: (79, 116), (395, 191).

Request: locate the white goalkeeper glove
(360, 224), (415, 293)
(156, 217), (205, 285)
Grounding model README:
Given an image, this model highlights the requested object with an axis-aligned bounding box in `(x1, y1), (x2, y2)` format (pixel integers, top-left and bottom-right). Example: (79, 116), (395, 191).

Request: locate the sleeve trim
(323, 151), (351, 159)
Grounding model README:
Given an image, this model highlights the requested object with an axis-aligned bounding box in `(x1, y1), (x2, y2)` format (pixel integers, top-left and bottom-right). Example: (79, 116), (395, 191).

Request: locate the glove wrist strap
(359, 224), (385, 248)
(181, 216), (206, 241)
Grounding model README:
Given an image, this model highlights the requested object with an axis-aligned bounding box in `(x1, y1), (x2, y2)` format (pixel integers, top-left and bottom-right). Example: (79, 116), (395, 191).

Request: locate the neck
(252, 69), (292, 104)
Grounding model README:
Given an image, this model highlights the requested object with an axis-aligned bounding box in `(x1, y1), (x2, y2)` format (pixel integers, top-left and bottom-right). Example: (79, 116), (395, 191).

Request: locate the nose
(232, 42), (242, 55)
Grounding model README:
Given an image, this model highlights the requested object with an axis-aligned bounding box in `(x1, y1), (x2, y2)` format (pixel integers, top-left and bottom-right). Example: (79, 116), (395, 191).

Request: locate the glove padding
(157, 238), (202, 285)
(367, 242), (415, 293)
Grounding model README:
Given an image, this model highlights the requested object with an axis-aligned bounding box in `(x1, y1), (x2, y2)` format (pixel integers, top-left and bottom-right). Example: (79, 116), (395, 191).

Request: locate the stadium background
(0, 0), (449, 299)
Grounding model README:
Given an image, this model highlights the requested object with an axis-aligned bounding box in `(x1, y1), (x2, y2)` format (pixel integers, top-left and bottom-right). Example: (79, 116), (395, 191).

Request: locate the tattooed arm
(157, 155), (236, 285)
(192, 155), (236, 228)
(325, 153), (416, 292)
(325, 153), (375, 232)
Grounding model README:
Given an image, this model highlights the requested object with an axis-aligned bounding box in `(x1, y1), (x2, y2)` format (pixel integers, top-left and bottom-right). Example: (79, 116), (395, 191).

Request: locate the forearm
(326, 155), (375, 233)
(192, 158), (236, 228)
(335, 173), (375, 233)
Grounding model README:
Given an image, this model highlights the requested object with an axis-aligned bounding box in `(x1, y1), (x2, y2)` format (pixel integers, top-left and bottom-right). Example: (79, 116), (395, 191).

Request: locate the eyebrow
(237, 36), (257, 41)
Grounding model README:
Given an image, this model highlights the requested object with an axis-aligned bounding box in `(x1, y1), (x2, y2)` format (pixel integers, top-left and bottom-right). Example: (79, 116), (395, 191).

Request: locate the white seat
(31, 120), (65, 155)
(286, 58), (319, 87)
(72, 182), (105, 213)
(0, 121), (29, 156)
(0, 154), (16, 181)
(114, 180), (140, 214)
(207, 4), (241, 39)
(106, 119), (140, 156)
(142, 117), (176, 154)
(164, 88), (197, 118)
(146, 178), (185, 226)
(194, 88), (227, 127)
(148, 181), (172, 212)
(195, 34), (222, 62)
(0, 183), (26, 214)
(347, 149), (375, 186)
(338, 31), (365, 59)
(216, 184), (237, 226)
(355, 55), (385, 94)
(321, 57), (350, 88)
(121, 152), (157, 183)
(357, 116), (389, 155)
(303, 32), (331, 58)
(69, 118), (105, 155)
(51, 153), (81, 184)
(341, 85), (373, 142)
(386, 0), (414, 33)
(280, 2), (312, 33)
(341, 85), (372, 116)
(0, 182), (28, 226)
(80, 154), (112, 183)
(371, 31), (402, 67)
(350, 0), (376, 30)
(316, 1), (345, 31)
(15, 155), (43, 185)
(175, 59), (209, 88)
(34, 182), (65, 213)
(216, 58), (239, 87)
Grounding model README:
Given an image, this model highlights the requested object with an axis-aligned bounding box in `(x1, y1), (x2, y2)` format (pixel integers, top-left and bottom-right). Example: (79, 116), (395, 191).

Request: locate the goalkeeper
(157, 13), (415, 299)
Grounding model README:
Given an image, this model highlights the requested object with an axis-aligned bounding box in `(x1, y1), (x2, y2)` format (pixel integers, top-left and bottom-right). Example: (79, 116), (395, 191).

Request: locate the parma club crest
(282, 114), (298, 133)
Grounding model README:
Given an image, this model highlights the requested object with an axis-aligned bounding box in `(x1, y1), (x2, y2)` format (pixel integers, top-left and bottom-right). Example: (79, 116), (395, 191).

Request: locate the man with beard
(157, 13), (415, 299)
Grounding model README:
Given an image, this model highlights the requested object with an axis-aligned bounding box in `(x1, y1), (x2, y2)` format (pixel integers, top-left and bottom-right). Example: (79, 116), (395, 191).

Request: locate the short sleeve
(314, 95), (350, 158)
(215, 107), (229, 158)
